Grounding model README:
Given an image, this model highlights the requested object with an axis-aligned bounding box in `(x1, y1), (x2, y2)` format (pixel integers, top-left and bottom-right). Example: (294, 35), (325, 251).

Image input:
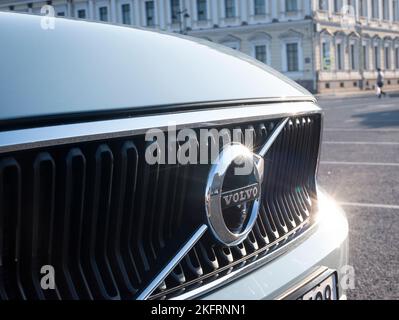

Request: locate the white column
(158, 0), (166, 29)
(184, 0), (192, 29)
(110, 0), (117, 22)
(378, 0), (383, 19)
(355, 0), (360, 18)
(164, 0), (171, 25)
(89, 0), (95, 19)
(311, 0), (318, 11)
(240, 0), (248, 22)
(367, 0), (372, 19)
(129, 0), (134, 23)
(67, 0), (72, 17)
(304, 0), (312, 16)
(392, 44), (395, 70)
(328, 0), (333, 16)
(134, 0), (141, 25)
(389, 0), (394, 21)
(271, 0), (278, 20)
(211, 0), (218, 25)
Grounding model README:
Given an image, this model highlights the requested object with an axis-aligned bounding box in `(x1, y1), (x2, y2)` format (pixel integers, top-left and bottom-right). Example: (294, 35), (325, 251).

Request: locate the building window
(146, 1), (155, 26)
(254, 45), (267, 64)
(322, 40), (331, 71)
(359, 0), (367, 17)
(225, 0), (236, 18)
(395, 47), (399, 69)
(333, 0), (341, 13)
(286, 43), (299, 72)
(121, 4), (131, 24)
(171, 0), (180, 24)
(374, 45), (380, 69)
(197, 0), (207, 21)
(254, 0), (266, 15)
(385, 46), (391, 69)
(77, 9), (86, 19)
(372, 0), (379, 19)
(336, 43), (343, 70)
(350, 44), (356, 70)
(286, 0), (298, 12)
(319, 0), (328, 11)
(99, 7), (108, 21)
(57, 11), (65, 16)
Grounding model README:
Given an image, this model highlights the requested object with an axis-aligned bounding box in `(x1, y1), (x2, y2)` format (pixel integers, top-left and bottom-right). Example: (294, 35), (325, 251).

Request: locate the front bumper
(201, 190), (349, 300)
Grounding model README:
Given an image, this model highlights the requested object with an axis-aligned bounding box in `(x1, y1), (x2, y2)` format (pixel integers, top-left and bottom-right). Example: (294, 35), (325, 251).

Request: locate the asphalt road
(317, 94), (399, 300)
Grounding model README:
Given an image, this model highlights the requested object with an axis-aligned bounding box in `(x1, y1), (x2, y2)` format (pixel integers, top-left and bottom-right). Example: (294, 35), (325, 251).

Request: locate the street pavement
(317, 94), (399, 300)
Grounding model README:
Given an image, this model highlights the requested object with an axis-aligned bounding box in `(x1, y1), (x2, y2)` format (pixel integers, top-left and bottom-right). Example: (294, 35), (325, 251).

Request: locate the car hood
(0, 12), (314, 123)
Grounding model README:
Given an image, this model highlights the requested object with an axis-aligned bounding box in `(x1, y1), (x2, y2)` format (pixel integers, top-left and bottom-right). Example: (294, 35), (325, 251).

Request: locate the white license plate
(299, 273), (338, 300)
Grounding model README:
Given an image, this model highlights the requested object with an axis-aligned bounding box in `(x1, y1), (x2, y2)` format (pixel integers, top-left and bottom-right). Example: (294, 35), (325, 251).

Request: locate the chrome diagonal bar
(136, 224), (208, 300)
(258, 118), (289, 157)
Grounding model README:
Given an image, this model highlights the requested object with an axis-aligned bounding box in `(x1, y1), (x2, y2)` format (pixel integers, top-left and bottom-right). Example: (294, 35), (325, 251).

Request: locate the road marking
(324, 128), (399, 132)
(324, 141), (399, 146)
(321, 100), (399, 110)
(355, 104), (399, 112)
(321, 161), (399, 167)
(345, 119), (399, 123)
(339, 202), (399, 210)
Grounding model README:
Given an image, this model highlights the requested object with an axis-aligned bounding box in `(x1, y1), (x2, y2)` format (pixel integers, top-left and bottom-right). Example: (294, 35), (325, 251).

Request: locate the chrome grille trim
(0, 102), (320, 153)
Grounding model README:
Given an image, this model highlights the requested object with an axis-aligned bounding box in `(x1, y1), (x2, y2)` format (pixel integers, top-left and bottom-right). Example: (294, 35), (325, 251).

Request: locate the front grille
(0, 113), (321, 300)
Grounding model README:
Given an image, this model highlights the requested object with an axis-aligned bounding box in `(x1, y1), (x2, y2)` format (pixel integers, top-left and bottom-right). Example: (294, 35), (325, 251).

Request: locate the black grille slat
(173, 143), (190, 233)
(133, 142), (155, 274)
(261, 203), (280, 242)
(166, 156), (182, 241)
(118, 141), (142, 289)
(277, 126), (297, 230)
(253, 218), (269, 248)
(296, 118), (313, 218)
(32, 153), (60, 300)
(108, 141), (140, 298)
(168, 263), (186, 289)
(265, 134), (285, 231)
(58, 148), (92, 299)
(293, 118), (311, 218)
(198, 242), (219, 273)
(18, 153), (49, 299)
(286, 120), (305, 224)
(144, 146), (161, 262)
(155, 155), (172, 251)
(183, 247), (204, 280)
(82, 144), (120, 300)
(0, 158), (24, 299)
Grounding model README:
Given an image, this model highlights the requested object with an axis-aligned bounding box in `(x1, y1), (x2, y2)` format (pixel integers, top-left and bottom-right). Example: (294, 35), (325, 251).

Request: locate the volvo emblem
(205, 143), (264, 246)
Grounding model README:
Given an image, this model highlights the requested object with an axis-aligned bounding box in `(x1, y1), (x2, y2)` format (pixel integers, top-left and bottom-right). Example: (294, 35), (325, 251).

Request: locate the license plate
(299, 273), (338, 300)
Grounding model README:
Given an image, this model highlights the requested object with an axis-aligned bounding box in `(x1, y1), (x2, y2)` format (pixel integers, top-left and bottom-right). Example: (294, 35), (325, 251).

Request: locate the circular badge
(205, 143), (264, 246)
